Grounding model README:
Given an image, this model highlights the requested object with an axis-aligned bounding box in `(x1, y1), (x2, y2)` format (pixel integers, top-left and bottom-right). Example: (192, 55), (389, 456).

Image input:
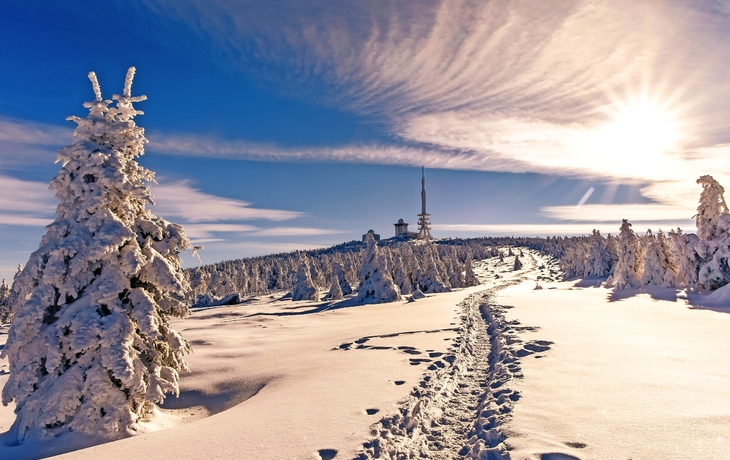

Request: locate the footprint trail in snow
(353, 270), (553, 459)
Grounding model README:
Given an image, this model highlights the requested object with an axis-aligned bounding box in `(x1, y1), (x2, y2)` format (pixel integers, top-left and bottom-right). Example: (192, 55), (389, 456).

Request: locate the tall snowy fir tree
(694, 175), (730, 290)
(695, 175), (729, 241)
(1, 69), (194, 441)
(609, 219), (644, 289)
(357, 233), (401, 303)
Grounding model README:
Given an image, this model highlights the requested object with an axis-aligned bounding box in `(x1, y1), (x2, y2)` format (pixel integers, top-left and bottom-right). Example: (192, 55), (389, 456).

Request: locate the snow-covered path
(356, 253), (557, 459)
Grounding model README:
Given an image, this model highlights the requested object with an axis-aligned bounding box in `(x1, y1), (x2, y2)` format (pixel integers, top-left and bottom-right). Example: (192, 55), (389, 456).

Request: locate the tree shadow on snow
(572, 278), (603, 288)
(607, 287), (679, 303)
(160, 376), (274, 415)
(684, 292), (730, 314)
(245, 297), (368, 318)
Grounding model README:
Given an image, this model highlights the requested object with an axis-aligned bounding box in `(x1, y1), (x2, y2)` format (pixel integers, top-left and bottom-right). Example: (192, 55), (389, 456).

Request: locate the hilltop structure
(393, 166), (433, 239)
(394, 218), (410, 238)
(362, 229), (381, 242)
(417, 166), (432, 239)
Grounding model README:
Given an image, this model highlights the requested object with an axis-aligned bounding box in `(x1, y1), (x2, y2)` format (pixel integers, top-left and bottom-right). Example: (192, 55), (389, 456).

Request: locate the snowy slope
(1, 249), (728, 459)
(498, 267), (730, 459)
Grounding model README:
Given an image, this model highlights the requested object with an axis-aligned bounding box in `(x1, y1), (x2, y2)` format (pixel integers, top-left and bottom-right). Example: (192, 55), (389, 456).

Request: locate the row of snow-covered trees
(607, 175), (730, 291)
(536, 175), (730, 292)
(186, 236), (497, 305)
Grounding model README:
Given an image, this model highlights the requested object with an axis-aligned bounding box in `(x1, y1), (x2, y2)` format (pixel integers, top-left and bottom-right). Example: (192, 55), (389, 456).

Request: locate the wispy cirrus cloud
(136, 0), (730, 224)
(0, 175), (55, 227)
(0, 116), (72, 146)
(149, 181), (303, 222)
(249, 227), (347, 237)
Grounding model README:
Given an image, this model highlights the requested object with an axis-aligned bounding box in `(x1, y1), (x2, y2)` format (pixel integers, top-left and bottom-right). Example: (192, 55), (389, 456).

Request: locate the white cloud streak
(0, 176), (55, 227)
(0, 117), (72, 146)
(149, 181), (304, 222)
(249, 227), (347, 237)
(433, 221), (693, 237)
(540, 204), (696, 223)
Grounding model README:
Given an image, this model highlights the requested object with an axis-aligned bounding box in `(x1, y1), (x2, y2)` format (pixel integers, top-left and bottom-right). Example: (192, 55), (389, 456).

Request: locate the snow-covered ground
(499, 278), (730, 459)
(1, 250), (728, 459)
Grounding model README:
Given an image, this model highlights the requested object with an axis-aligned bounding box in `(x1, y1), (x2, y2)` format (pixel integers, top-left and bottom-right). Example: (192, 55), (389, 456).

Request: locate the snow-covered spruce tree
(392, 251), (413, 295)
(325, 275), (344, 301)
(609, 219), (644, 289)
(291, 259), (320, 301)
(584, 230), (612, 278)
(693, 176), (730, 290)
(641, 230), (677, 287)
(447, 248), (465, 288)
(417, 243), (450, 294)
(0, 264), (23, 324)
(399, 244), (421, 293)
(0, 279), (10, 323)
(695, 175), (729, 241)
(560, 241), (586, 279)
(1, 68), (193, 441)
(357, 233), (401, 303)
(332, 262), (353, 295)
(513, 255), (523, 271)
(463, 255), (480, 287)
(667, 228), (700, 288)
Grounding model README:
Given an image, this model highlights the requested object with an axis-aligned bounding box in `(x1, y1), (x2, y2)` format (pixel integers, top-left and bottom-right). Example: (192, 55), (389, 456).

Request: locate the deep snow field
(1, 250), (729, 459)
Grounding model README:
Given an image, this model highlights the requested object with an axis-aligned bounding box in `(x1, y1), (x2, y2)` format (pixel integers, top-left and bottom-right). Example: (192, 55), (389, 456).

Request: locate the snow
(1, 249), (729, 459)
(500, 279), (730, 459)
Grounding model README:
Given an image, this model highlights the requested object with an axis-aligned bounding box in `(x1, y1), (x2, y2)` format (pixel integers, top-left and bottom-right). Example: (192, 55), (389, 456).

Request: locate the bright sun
(592, 98), (683, 170)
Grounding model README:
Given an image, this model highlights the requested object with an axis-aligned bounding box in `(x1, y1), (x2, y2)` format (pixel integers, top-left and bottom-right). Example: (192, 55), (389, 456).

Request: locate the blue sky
(2, 0), (730, 280)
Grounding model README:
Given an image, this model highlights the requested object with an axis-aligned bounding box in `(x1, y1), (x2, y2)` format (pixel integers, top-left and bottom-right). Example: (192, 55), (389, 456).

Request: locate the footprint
(515, 349), (533, 357)
(565, 442), (587, 449)
(355, 338), (369, 344)
(365, 408), (379, 415)
(318, 449), (338, 460)
(402, 349), (422, 355)
(429, 352), (443, 358)
(338, 343), (352, 350)
(394, 380), (405, 386)
(524, 342), (551, 353)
